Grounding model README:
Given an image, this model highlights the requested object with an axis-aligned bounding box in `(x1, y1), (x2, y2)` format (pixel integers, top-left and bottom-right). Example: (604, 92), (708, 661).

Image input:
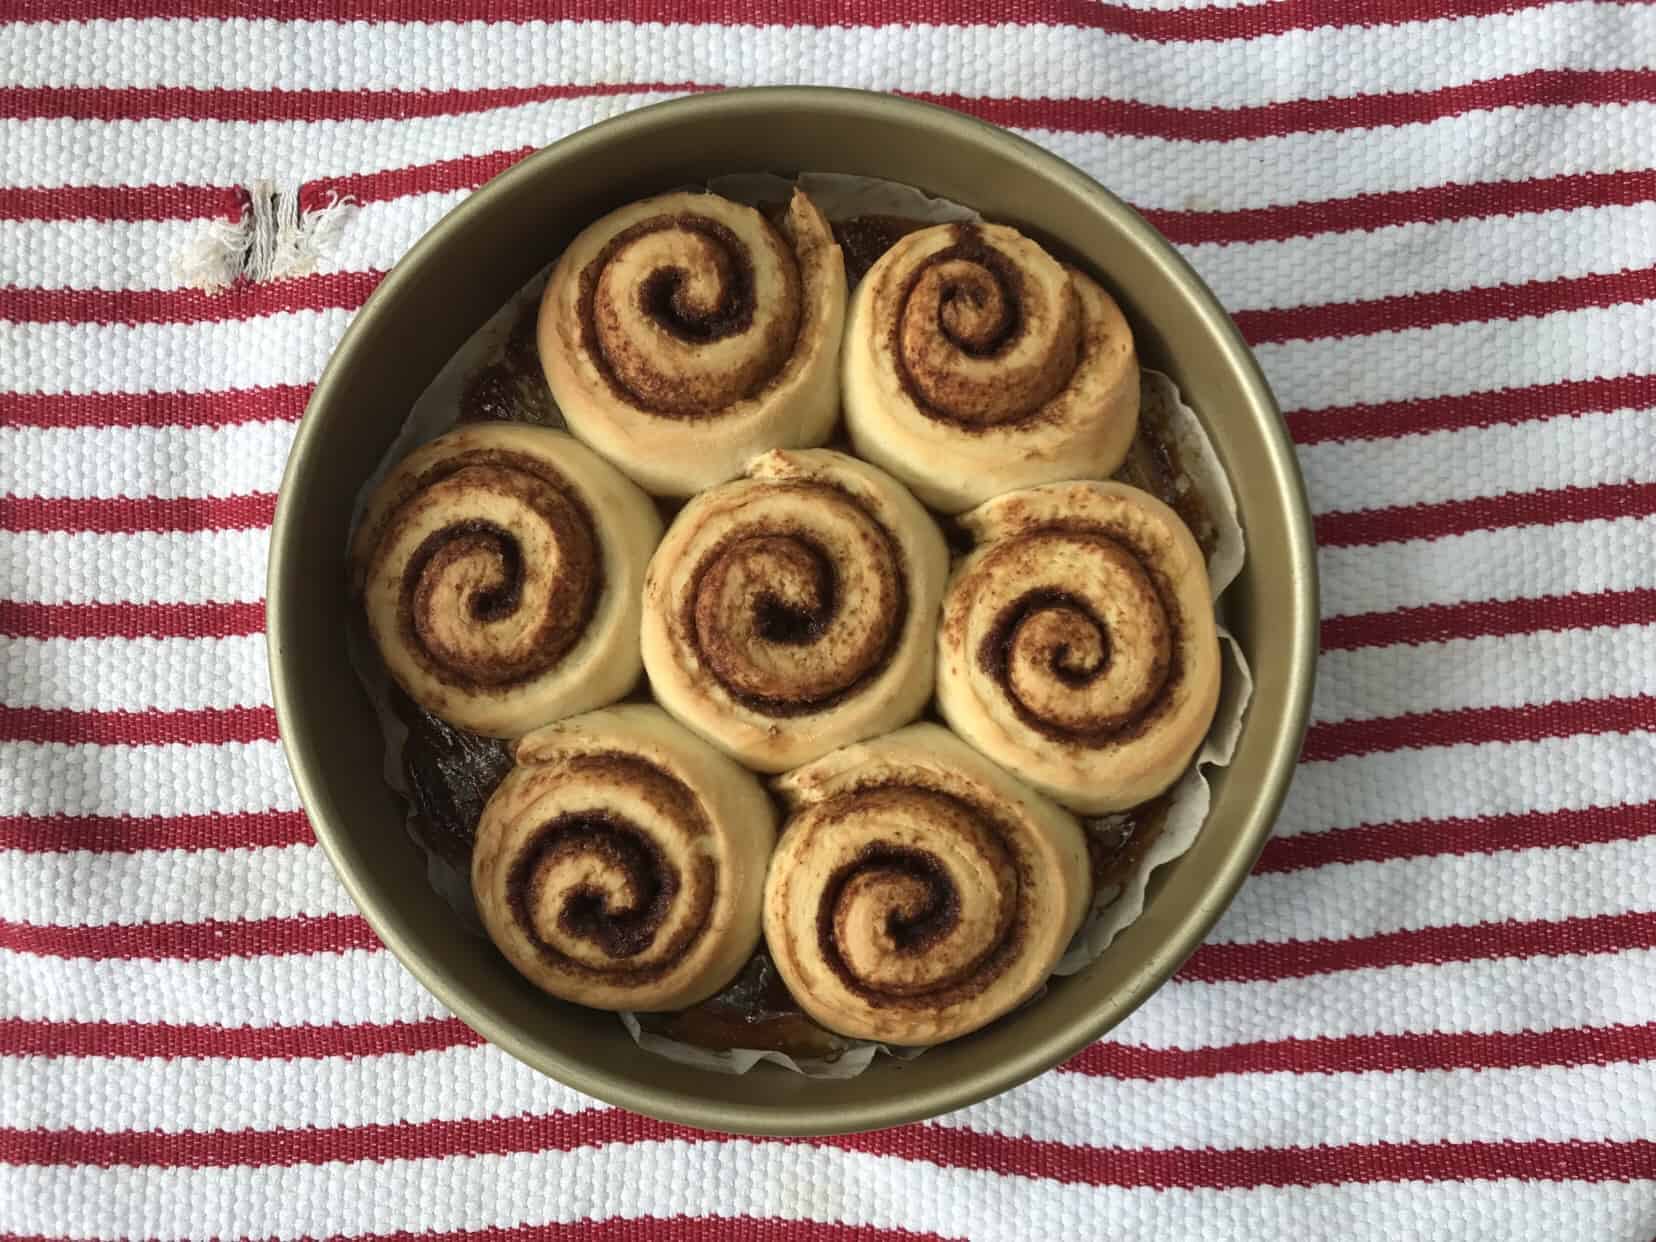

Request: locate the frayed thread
(173, 180), (356, 292)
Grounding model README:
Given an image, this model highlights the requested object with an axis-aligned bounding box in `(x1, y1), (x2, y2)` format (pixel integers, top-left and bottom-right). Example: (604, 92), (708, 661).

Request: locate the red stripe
(10, 159), (1649, 258)
(25, 693), (1643, 761)
(1301, 694), (1656, 763)
(0, 1111), (1650, 1188)
(0, 600), (267, 640)
(1180, 910), (1656, 986)
(0, 271), (377, 326)
(0, 0), (1599, 41)
(328, 146), (535, 205)
(2, 69), (1650, 139)
(0, 387), (310, 430)
(0, 183), (241, 225)
(1145, 168), (1656, 246)
(0, 153), (538, 227)
(1067, 1020), (1656, 1080)
(0, 493), (278, 534)
(1288, 372), (1656, 445)
(8, 1009), (1650, 1086)
(0, 811), (310, 854)
(1322, 588), (1656, 651)
(9, 905), (1654, 981)
(0, 82), (699, 124)
(0, 1016), (477, 1059)
(1236, 264), (1656, 347)
(1260, 802), (1656, 874)
(0, 913), (378, 961)
(179, 474), (1656, 557)
(0, 705), (278, 746)
(18, 252), (1655, 348)
(1315, 480), (1656, 548)
(919, 69), (1656, 140)
(20, 265), (1656, 352)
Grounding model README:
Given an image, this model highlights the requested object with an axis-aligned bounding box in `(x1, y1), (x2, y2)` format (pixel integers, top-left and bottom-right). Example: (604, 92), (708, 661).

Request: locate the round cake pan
(268, 86), (1318, 1136)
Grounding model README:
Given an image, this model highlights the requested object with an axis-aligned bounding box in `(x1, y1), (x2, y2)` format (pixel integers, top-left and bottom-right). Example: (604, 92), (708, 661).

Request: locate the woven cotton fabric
(2, 3), (1655, 1238)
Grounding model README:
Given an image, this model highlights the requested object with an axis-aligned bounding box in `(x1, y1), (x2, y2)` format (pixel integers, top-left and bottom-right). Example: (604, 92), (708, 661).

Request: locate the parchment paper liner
(346, 173), (1252, 1077)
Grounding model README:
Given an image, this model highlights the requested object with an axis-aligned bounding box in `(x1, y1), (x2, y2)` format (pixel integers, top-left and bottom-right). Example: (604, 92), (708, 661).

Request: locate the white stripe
(0, 309), (351, 395)
(1042, 102), (1656, 211)
(1185, 200), (1656, 314)
(1, 8), (1650, 108)
(0, 216), (198, 290)
(5, 808), (1646, 949)
(1278, 729), (1656, 839)
(0, 635), (269, 712)
(1128, 947), (1656, 1052)
(959, 1056), (1656, 1149)
(6, 1037), (1655, 1155)
(0, 190), (465, 292)
(0, 528), (270, 604)
(0, 1136), (1649, 1242)
(4, 443), (1649, 620)
(1313, 623), (1656, 725)
(1253, 300), (1656, 414)
(0, 1043), (590, 1134)
(1320, 512), (1656, 618)
(0, 423), (295, 499)
(4, 98), (1655, 218)
(12, 188), (1654, 329)
(1299, 405), (1656, 517)
(1211, 834), (1656, 946)
(5, 936), (1650, 1055)
(10, 256), (1646, 422)
(0, 843), (352, 928)
(15, 401), (1634, 547)
(0, 739), (298, 817)
(0, 945), (441, 1024)
(0, 94), (678, 190)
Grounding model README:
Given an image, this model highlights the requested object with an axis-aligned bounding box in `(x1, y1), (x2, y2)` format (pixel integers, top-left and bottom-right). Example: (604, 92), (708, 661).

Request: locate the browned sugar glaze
(637, 949), (845, 1058)
(832, 214), (927, 286)
(460, 307), (558, 426)
(1113, 398), (1218, 562)
(393, 685), (513, 869)
(401, 213), (1201, 1058)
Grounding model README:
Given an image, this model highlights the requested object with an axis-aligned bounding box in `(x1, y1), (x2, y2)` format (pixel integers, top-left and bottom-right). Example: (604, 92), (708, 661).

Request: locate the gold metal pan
(268, 87), (1318, 1136)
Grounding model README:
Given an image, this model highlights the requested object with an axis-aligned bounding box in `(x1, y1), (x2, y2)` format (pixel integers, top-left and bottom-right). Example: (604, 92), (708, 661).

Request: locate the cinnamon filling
(681, 485), (908, 716)
(501, 755), (716, 983)
(977, 532), (1181, 745)
(577, 211), (801, 417)
(389, 450), (602, 692)
(887, 222), (1079, 429)
(810, 787), (1026, 1011)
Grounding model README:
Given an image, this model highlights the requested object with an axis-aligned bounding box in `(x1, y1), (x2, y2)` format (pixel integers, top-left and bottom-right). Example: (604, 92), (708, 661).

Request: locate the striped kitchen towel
(2, 2), (1655, 1239)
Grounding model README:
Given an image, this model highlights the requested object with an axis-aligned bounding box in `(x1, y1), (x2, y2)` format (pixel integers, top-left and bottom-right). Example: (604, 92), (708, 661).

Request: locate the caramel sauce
(1084, 794), (1172, 899)
(1114, 401), (1219, 562)
(638, 950), (845, 1059)
(832, 214), (927, 286)
(459, 304), (557, 426)
(391, 685), (512, 870)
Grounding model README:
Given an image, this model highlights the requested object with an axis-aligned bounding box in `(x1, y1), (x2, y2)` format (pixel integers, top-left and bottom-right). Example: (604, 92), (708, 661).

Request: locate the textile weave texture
(2, 2), (1655, 1238)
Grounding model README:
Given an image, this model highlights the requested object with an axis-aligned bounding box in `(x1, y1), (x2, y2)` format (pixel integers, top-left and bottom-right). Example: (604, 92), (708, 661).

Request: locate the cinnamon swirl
(764, 723), (1090, 1045)
(936, 481), (1222, 814)
(640, 448), (948, 773)
(842, 220), (1139, 513)
(352, 423), (662, 737)
(473, 704), (776, 1012)
(538, 189), (847, 497)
